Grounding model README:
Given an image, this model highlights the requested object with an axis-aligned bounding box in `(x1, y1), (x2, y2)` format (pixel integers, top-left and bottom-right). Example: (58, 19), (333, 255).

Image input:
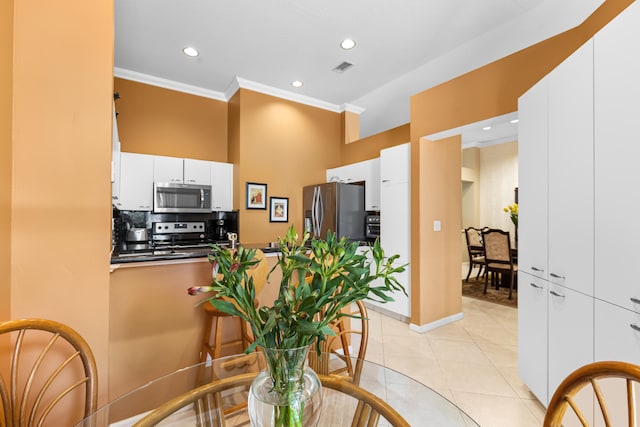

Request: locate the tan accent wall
(341, 111), (360, 144)
(11, 0), (113, 411)
(341, 123), (410, 164)
(410, 0), (634, 140)
(114, 78), (228, 161)
(411, 136), (462, 326)
(235, 89), (342, 244)
(0, 0), (13, 321)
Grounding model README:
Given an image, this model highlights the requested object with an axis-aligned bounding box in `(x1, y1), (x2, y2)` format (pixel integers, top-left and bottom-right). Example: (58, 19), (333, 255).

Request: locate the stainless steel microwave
(153, 183), (212, 213)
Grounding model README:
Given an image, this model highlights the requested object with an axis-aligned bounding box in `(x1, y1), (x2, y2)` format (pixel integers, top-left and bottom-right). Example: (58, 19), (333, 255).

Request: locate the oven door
(154, 183), (212, 213)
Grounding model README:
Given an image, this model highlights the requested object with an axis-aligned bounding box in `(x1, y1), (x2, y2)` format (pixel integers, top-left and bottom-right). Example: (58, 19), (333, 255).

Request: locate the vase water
(248, 345), (322, 427)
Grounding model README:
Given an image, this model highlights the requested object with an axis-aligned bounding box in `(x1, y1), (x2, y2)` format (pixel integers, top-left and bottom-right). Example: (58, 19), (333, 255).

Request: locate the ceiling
(115, 0), (604, 141)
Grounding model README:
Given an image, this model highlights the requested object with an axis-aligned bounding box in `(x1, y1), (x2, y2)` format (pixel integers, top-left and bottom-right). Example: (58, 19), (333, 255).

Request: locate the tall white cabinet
(518, 1), (640, 408)
(593, 2), (640, 364)
(379, 143), (411, 318)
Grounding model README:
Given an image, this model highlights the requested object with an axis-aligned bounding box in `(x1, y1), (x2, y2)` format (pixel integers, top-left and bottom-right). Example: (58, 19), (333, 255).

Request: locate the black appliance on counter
(111, 209), (239, 255)
(365, 214), (380, 240)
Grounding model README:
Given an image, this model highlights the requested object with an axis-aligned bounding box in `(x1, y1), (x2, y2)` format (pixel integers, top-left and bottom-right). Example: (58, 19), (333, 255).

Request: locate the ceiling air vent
(332, 61), (353, 74)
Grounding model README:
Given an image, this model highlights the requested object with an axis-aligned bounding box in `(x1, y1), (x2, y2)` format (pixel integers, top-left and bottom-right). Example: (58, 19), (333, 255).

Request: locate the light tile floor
(366, 297), (546, 427)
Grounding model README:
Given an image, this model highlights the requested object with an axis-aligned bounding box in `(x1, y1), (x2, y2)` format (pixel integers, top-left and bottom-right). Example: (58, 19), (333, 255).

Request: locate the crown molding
(235, 77), (344, 113)
(114, 69), (366, 114)
(114, 68), (227, 101)
(342, 103), (366, 115)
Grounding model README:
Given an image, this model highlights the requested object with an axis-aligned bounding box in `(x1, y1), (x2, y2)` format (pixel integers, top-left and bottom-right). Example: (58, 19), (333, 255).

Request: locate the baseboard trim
(409, 312), (464, 333)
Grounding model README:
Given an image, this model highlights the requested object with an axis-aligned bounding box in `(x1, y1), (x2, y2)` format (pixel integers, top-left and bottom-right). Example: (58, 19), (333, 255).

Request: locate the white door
(153, 155), (183, 183)
(547, 283), (594, 405)
(517, 272), (548, 404)
(364, 158), (380, 211)
(184, 159), (211, 185)
(211, 162), (233, 211)
(118, 152), (154, 211)
(547, 40), (594, 296)
(517, 77), (548, 280)
(594, 1), (640, 312)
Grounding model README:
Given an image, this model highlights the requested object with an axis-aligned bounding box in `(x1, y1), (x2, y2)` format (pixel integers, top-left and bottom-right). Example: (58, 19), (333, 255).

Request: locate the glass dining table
(76, 352), (478, 427)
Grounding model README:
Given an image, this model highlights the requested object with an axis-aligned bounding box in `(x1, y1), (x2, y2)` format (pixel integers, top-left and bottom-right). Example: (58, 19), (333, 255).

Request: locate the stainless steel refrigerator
(303, 182), (366, 241)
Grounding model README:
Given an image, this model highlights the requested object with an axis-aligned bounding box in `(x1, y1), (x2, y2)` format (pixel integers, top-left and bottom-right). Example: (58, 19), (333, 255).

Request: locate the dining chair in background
(0, 318), (98, 427)
(544, 360), (640, 426)
(482, 228), (518, 299)
(132, 372), (411, 427)
(307, 300), (369, 385)
(464, 227), (486, 282)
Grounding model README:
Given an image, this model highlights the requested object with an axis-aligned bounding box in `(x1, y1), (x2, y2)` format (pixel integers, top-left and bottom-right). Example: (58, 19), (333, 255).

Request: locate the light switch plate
(434, 220), (441, 231)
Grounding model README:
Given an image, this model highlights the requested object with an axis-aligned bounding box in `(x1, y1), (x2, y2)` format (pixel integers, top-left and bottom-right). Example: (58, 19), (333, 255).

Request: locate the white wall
(478, 141), (519, 235)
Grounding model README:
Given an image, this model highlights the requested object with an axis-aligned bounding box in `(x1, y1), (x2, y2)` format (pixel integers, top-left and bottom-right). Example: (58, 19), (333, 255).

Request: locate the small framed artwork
(269, 197), (289, 222)
(246, 182), (267, 209)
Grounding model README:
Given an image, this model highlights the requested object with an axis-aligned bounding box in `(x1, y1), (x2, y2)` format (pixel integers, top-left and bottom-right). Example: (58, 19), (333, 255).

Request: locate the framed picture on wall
(246, 182), (267, 209)
(269, 197), (289, 222)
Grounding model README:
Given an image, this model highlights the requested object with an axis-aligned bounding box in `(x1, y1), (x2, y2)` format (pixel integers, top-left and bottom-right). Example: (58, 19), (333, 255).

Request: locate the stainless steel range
(152, 221), (212, 249)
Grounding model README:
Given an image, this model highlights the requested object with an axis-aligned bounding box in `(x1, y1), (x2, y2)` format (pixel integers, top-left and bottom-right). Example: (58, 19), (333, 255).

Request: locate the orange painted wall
(410, 136), (462, 326)
(235, 89), (342, 243)
(11, 0), (113, 410)
(0, 0), (13, 321)
(114, 78), (228, 161)
(410, 0), (634, 140)
(341, 124), (410, 165)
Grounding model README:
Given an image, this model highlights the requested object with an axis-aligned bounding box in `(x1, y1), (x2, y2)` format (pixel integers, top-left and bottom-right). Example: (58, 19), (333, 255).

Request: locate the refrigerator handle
(317, 186), (324, 235)
(312, 186), (320, 236)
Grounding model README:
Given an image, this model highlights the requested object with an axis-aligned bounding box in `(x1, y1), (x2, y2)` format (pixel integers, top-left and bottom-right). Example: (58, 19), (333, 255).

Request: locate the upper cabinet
(326, 158), (380, 211)
(380, 144), (410, 184)
(114, 152), (154, 211)
(153, 156), (211, 185)
(210, 161), (233, 211)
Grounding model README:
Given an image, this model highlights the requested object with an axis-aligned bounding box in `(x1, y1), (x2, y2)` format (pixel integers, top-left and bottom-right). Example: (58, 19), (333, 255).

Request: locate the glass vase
(248, 345), (323, 427)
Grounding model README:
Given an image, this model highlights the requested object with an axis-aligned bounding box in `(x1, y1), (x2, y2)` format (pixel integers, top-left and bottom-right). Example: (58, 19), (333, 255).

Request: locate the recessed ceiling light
(340, 38), (356, 50)
(482, 126), (492, 131)
(291, 80), (303, 88)
(510, 119), (519, 124)
(183, 47), (199, 57)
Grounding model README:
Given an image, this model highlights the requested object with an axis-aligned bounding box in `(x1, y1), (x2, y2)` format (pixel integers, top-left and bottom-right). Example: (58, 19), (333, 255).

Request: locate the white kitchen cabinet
(154, 156), (212, 185)
(547, 283), (594, 401)
(326, 161), (366, 184)
(595, 299), (640, 364)
(380, 144), (409, 183)
(184, 159), (211, 185)
(326, 158), (381, 211)
(517, 76), (548, 280)
(517, 272), (548, 404)
(378, 143), (410, 318)
(115, 152), (154, 211)
(547, 40), (594, 296)
(153, 155), (184, 183)
(594, 1), (640, 314)
(210, 161), (233, 211)
(364, 158), (380, 211)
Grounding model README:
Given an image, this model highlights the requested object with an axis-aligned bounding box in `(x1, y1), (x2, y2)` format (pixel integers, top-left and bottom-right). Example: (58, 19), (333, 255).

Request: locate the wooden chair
(544, 360), (640, 427)
(482, 228), (518, 299)
(464, 227), (486, 282)
(199, 248), (269, 362)
(0, 318), (98, 427)
(307, 300), (369, 385)
(132, 372), (411, 427)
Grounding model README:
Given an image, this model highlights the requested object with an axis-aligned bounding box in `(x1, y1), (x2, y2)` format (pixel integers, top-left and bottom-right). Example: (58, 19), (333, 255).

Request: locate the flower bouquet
(503, 203), (518, 227)
(188, 226), (406, 426)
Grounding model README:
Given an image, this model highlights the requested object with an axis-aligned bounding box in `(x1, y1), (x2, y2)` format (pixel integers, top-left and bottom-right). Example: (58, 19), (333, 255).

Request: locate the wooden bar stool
(199, 248), (268, 362)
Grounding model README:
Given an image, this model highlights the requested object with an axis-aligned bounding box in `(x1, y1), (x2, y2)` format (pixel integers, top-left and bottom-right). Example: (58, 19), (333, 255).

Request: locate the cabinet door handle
(381, 179), (390, 183)
(531, 266), (544, 272)
(631, 297), (640, 305)
(529, 282), (543, 289)
(550, 290), (565, 298)
(550, 273), (566, 280)
(630, 324), (640, 333)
